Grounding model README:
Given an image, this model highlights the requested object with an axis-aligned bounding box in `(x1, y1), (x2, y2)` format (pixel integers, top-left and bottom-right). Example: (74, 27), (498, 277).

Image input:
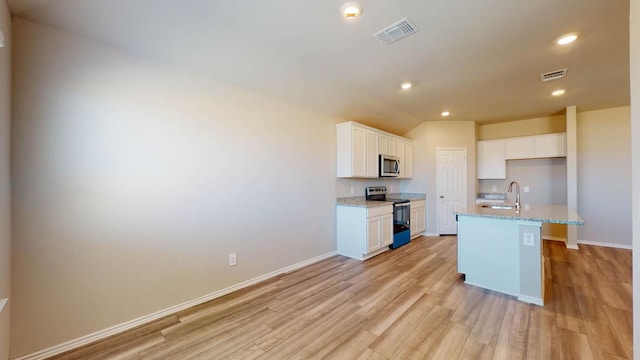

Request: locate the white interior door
(437, 148), (468, 235)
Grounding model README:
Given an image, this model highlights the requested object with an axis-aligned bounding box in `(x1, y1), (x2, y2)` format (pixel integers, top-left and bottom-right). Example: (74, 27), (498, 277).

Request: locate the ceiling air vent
(373, 17), (419, 45)
(540, 68), (568, 82)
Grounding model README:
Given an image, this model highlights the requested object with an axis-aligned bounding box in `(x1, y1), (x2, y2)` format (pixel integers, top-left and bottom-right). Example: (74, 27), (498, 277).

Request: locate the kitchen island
(455, 204), (583, 305)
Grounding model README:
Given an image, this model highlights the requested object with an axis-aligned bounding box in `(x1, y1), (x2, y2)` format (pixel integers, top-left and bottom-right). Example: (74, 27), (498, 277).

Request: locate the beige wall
(0, 2), (10, 360)
(577, 106), (632, 247)
(11, 19), (338, 357)
(403, 121), (476, 234)
(477, 115), (566, 140)
(630, 0), (639, 351)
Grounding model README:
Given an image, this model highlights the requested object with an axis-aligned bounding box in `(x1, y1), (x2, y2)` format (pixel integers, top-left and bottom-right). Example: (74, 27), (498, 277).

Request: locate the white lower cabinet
(337, 205), (393, 260)
(410, 200), (426, 239)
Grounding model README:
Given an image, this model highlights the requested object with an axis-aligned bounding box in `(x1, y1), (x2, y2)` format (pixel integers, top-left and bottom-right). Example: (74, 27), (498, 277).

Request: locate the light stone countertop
(335, 198), (393, 208)
(336, 193), (426, 208)
(455, 204), (584, 225)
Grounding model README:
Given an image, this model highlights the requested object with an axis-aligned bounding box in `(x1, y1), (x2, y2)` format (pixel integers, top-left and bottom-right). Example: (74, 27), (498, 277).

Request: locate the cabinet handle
(440, 195), (444, 199)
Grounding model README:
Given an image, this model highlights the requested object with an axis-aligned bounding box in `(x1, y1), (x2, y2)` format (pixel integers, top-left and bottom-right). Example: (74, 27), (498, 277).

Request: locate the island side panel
(457, 215), (520, 296)
(517, 221), (544, 305)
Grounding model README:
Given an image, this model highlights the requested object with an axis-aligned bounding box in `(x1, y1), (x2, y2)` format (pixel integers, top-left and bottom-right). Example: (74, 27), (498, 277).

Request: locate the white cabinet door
(388, 138), (397, 157)
(477, 140), (506, 179)
(417, 206), (426, 233)
(404, 142), (413, 179)
(367, 216), (382, 253)
(378, 135), (388, 156)
(410, 201), (426, 238)
(366, 131), (379, 178)
(397, 141), (406, 178)
(381, 214), (393, 246)
(351, 126), (366, 177)
(534, 133), (566, 158)
(410, 207), (418, 238)
(506, 137), (534, 159)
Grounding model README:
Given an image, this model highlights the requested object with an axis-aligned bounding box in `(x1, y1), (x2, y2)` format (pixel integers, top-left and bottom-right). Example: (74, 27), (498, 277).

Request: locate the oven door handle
(394, 203), (410, 207)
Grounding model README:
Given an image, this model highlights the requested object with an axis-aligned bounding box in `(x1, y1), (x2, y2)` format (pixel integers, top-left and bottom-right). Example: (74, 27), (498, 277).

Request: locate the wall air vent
(373, 17), (419, 45)
(540, 68), (568, 82)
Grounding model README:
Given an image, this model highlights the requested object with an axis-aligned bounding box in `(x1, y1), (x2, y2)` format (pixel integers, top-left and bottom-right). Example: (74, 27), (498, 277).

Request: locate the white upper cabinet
(534, 133), (566, 158)
(477, 140), (506, 179)
(396, 141), (406, 178)
(388, 138), (397, 156)
(506, 137), (534, 159)
(404, 142), (414, 179)
(378, 135), (388, 156)
(337, 121), (412, 179)
(477, 133), (567, 179)
(366, 131), (379, 178)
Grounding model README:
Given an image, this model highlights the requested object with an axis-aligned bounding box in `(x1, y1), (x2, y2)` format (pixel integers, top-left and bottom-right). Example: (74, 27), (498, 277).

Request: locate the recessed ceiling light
(552, 89), (566, 96)
(556, 33), (579, 45)
(340, 2), (363, 19)
(441, 111), (451, 117)
(401, 82), (412, 90)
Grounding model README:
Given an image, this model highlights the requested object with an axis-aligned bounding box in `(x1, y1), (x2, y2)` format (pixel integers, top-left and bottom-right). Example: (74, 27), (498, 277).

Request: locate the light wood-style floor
(50, 236), (633, 360)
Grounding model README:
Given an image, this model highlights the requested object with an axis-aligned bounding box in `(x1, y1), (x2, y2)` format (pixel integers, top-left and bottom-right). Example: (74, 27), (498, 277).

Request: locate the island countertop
(455, 204), (584, 225)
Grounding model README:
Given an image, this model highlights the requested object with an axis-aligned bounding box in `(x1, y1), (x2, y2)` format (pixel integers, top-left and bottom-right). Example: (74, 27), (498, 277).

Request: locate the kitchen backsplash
(336, 178), (410, 198)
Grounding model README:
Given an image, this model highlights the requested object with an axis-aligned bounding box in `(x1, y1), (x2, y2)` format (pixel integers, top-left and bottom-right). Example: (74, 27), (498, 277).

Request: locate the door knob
(440, 195), (444, 198)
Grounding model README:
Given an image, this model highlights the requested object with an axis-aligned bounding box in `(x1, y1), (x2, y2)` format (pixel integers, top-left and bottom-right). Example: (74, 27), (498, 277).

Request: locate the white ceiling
(7, 0), (630, 134)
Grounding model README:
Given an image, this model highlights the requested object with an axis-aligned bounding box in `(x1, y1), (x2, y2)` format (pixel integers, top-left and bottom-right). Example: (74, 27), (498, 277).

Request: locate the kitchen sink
(479, 204), (514, 210)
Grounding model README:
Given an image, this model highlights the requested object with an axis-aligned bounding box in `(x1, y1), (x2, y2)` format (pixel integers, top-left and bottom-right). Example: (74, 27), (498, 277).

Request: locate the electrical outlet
(350, 187), (355, 195)
(390, 185), (394, 192)
(491, 186), (498, 192)
(523, 233), (534, 247)
(228, 253), (237, 267)
(524, 186), (530, 193)
(524, 203), (530, 211)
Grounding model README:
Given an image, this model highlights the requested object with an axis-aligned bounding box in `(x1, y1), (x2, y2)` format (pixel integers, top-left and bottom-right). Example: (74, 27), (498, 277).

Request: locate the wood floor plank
(558, 328), (595, 360)
(493, 301), (531, 360)
(379, 304), (452, 359)
(469, 292), (509, 347)
(603, 305), (633, 359)
(575, 293), (628, 359)
(427, 322), (471, 360)
(321, 329), (378, 360)
(458, 335), (494, 360)
(553, 284), (586, 333)
(50, 316), (178, 360)
(50, 237), (631, 360)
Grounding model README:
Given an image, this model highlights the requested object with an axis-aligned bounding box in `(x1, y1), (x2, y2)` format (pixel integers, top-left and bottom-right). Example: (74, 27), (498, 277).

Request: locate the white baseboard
(543, 236), (566, 242)
(577, 240), (632, 250)
(14, 251), (338, 360)
(517, 295), (544, 306)
(422, 233), (440, 237)
(566, 243), (580, 250)
(0, 298), (6, 313)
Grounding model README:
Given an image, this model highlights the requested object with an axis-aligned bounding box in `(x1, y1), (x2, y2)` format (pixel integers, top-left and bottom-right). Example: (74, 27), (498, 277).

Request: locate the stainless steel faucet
(508, 181), (521, 211)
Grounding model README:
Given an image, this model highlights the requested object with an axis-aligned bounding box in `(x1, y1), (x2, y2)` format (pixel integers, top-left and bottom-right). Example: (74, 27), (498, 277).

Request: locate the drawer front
(367, 205), (393, 218)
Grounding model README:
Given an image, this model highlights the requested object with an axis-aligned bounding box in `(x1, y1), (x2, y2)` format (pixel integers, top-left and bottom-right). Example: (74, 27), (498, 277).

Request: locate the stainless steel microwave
(379, 155), (400, 177)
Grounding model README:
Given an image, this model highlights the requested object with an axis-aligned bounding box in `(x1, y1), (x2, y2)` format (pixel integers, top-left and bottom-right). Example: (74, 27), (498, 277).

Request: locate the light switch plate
(523, 233), (535, 247)
(524, 186), (530, 193)
(492, 186), (498, 192)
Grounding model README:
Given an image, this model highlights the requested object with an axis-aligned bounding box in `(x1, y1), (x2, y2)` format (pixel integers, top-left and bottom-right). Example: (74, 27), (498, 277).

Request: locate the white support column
(629, 0), (640, 354)
(566, 106), (578, 249)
